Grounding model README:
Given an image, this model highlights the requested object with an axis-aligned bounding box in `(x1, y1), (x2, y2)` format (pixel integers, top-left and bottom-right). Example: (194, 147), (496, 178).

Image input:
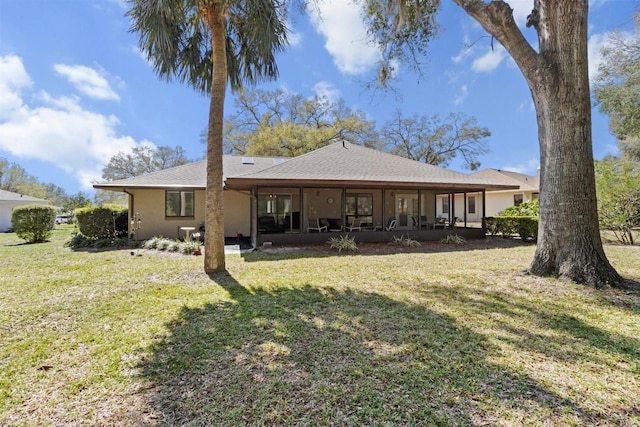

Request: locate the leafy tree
(381, 111), (489, 169)
(102, 145), (191, 181)
(128, 0), (289, 273)
(593, 12), (640, 152)
(0, 157), (70, 205)
(595, 155), (640, 245)
(94, 189), (128, 206)
(224, 88), (380, 156)
(63, 192), (93, 215)
(360, 0), (623, 288)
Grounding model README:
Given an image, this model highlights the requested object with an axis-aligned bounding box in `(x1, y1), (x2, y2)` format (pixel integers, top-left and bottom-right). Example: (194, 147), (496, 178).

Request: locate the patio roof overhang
(224, 177), (518, 192)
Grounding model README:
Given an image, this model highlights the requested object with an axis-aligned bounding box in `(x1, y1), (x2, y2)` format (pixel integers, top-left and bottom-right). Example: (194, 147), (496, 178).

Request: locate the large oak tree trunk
(203, 4), (227, 273)
(454, 0), (623, 287)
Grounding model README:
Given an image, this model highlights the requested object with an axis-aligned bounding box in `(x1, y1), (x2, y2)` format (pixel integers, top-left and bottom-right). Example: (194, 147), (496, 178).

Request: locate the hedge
(486, 216), (538, 241)
(75, 206), (128, 239)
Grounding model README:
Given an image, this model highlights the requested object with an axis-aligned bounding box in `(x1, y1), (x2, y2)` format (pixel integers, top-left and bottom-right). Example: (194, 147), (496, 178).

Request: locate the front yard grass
(1, 228), (639, 426)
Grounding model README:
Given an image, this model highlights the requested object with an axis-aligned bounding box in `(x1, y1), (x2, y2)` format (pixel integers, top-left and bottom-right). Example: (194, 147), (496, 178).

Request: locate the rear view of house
(94, 142), (516, 246)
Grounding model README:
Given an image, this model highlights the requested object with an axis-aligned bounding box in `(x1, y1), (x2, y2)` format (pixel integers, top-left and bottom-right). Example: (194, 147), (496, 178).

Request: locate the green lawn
(1, 227), (639, 426)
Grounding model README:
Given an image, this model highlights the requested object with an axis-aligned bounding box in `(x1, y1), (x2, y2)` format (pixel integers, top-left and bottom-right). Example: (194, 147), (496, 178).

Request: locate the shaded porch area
(251, 186), (487, 247)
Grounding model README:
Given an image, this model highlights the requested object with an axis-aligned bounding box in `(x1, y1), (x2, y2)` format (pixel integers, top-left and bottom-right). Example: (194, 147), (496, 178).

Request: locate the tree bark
(203, 3), (227, 273)
(453, 0), (623, 288)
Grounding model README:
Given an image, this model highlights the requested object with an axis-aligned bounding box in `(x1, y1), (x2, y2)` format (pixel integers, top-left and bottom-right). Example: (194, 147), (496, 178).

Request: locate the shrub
(328, 234), (358, 253)
(499, 200), (539, 216)
(485, 217), (499, 236)
(517, 217), (539, 241)
(75, 206), (128, 239)
(440, 234), (466, 245)
(11, 204), (56, 243)
(389, 234), (421, 247)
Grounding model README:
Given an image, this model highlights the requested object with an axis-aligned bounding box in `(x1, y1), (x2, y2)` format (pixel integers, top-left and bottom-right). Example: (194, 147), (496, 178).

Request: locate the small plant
(389, 234), (421, 247)
(440, 234), (466, 245)
(181, 240), (201, 254)
(143, 236), (164, 249)
(328, 234), (358, 253)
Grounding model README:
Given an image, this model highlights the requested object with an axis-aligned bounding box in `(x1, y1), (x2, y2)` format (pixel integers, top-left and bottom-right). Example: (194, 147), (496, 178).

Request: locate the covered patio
(225, 142), (514, 247)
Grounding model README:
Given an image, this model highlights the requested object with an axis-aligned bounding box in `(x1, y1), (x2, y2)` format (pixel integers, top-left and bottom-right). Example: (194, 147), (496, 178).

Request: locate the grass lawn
(1, 227), (639, 426)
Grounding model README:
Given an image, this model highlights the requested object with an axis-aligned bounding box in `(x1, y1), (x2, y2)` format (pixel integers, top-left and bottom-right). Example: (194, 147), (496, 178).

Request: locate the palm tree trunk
(203, 4), (227, 273)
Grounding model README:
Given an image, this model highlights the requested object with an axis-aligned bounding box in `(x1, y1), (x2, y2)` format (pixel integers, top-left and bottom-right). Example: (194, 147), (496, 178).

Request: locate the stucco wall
(128, 189), (251, 241)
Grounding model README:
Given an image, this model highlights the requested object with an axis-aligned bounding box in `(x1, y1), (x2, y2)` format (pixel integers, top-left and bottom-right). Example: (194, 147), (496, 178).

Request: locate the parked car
(55, 215), (70, 224)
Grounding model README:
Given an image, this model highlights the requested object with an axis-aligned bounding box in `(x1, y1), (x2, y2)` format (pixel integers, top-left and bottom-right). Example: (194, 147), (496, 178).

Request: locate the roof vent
(242, 156), (254, 164)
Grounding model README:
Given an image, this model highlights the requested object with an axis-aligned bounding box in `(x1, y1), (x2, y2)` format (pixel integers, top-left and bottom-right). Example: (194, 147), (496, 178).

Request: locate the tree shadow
(132, 273), (616, 425)
(240, 237), (532, 262)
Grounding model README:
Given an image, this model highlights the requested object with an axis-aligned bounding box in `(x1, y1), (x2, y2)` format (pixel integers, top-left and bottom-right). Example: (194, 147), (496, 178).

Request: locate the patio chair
(385, 217), (397, 231)
(307, 218), (327, 232)
(346, 217), (362, 232)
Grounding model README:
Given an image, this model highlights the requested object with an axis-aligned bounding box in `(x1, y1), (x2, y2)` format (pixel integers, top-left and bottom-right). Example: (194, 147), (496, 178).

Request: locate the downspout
(124, 189), (134, 238)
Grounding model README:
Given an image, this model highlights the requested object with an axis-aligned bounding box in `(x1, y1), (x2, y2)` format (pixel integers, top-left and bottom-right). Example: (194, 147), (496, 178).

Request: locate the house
(94, 142), (516, 246)
(468, 168), (539, 216)
(0, 189), (50, 232)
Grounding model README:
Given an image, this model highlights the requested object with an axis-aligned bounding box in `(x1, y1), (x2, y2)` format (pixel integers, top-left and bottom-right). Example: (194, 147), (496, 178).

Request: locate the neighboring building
(0, 189), (50, 232)
(94, 142), (515, 246)
(468, 168), (539, 216)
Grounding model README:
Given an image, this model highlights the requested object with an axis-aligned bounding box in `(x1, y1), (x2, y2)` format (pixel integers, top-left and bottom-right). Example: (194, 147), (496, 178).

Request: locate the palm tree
(127, 0), (288, 273)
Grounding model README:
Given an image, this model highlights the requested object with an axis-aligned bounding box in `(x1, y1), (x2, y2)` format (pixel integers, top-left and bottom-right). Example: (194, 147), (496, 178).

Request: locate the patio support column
(251, 187), (258, 248)
(482, 189), (487, 230)
(449, 192), (454, 223)
(463, 191), (467, 227)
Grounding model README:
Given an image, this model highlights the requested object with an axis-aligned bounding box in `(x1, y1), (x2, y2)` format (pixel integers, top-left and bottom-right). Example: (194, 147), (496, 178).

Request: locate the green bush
(485, 217), (499, 236)
(488, 216), (538, 241)
(496, 216), (520, 237)
(75, 206), (128, 239)
(517, 217), (539, 241)
(11, 204), (56, 243)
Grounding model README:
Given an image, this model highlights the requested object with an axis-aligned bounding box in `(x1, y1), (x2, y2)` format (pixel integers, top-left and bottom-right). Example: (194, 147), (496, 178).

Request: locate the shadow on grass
(134, 273), (611, 425)
(240, 236), (533, 262)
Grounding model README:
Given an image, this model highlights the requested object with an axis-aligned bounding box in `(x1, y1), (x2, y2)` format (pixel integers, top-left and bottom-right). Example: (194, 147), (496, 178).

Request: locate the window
(514, 194), (523, 206)
(468, 196), (476, 214)
(346, 193), (373, 216)
(166, 190), (194, 217)
(441, 196), (449, 215)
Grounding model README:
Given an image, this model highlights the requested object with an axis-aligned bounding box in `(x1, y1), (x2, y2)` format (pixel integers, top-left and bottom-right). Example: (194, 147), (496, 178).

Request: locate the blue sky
(0, 0), (637, 196)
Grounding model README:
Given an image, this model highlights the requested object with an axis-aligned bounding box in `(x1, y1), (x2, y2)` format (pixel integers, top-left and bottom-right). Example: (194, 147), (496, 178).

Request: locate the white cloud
(0, 55), (32, 119)
(503, 158), (540, 175)
(287, 24), (303, 48)
(507, 0), (534, 27)
(0, 55), (150, 190)
(308, 0), (379, 75)
(54, 64), (120, 101)
(454, 84), (468, 105)
(472, 46), (507, 72)
(587, 30), (634, 82)
(312, 81), (341, 103)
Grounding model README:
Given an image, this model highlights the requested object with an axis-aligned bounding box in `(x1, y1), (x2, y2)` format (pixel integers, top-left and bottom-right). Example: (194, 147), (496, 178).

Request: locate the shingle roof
(93, 156), (288, 189)
(470, 168), (539, 192)
(93, 142), (516, 191)
(0, 189), (49, 203)
(226, 142), (514, 190)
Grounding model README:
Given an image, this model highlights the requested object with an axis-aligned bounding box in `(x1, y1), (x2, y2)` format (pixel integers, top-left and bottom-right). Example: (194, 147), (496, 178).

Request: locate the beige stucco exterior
(126, 188), (251, 241)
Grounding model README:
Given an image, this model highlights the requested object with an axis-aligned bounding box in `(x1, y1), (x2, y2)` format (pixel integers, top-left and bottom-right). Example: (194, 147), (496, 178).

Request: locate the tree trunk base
(528, 246), (625, 289)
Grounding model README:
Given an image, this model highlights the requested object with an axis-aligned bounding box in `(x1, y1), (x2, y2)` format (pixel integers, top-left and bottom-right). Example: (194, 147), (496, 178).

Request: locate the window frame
(468, 195), (476, 214)
(514, 194), (524, 207)
(165, 190), (195, 218)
